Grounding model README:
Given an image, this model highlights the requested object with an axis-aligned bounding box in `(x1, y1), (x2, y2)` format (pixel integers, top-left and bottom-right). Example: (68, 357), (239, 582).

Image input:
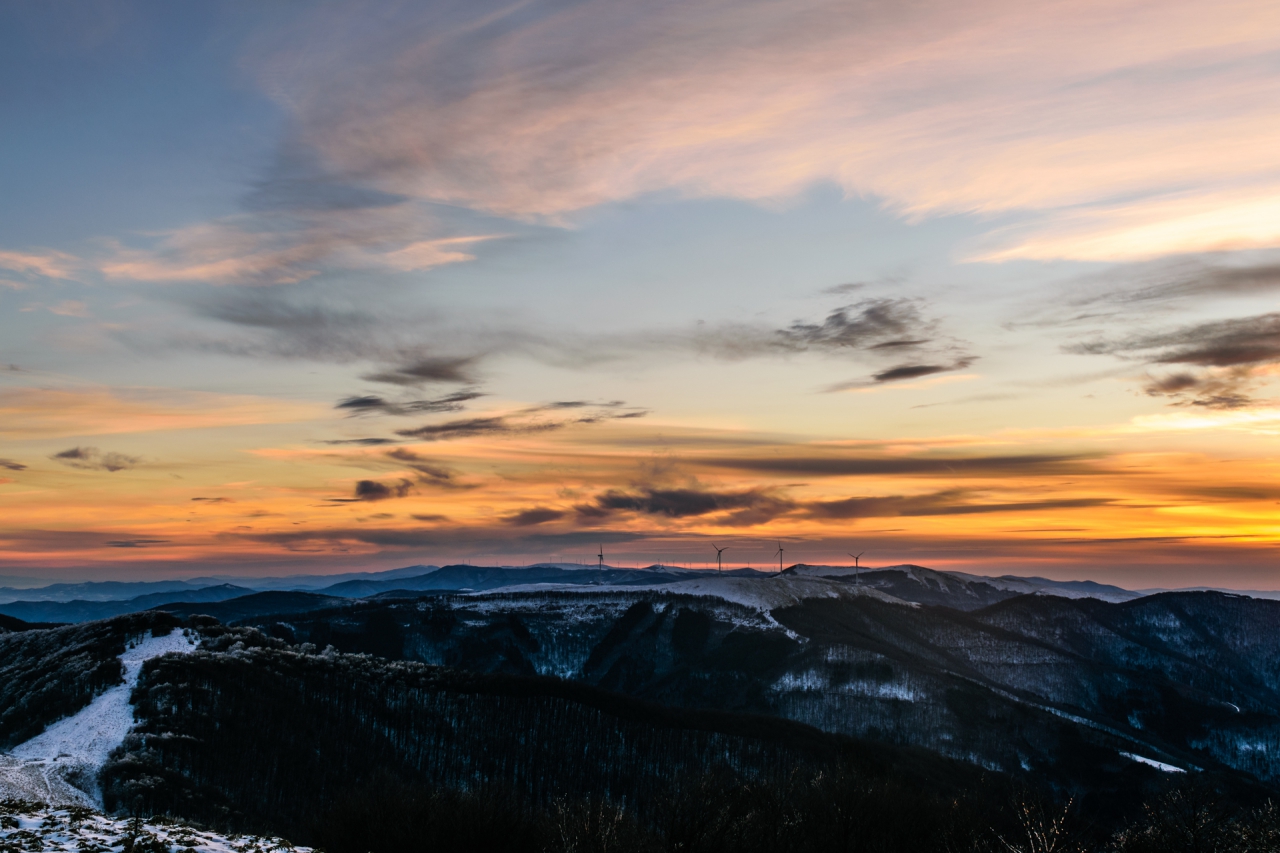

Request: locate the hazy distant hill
(158, 591), (347, 623)
(0, 585), (251, 624)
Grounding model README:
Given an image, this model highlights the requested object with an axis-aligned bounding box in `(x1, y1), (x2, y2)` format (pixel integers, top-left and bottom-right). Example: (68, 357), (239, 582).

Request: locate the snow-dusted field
(0, 628), (198, 807)
(0, 803), (309, 853)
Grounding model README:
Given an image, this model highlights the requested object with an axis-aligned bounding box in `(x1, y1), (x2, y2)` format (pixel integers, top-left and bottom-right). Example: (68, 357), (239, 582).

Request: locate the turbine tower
(713, 544), (727, 574)
(849, 552), (864, 585)
(597, 545), (604, 570)
(775, 541), (785, 574)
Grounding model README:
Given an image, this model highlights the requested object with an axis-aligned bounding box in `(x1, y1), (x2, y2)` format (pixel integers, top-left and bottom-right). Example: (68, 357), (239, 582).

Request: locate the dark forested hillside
(0, 610), (180, 748)
(103, 636), (994, 844)
(222, 586), (1280, 790)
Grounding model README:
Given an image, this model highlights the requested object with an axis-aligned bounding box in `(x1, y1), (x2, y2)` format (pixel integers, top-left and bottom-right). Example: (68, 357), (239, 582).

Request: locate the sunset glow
(5, 0), (1280, 588)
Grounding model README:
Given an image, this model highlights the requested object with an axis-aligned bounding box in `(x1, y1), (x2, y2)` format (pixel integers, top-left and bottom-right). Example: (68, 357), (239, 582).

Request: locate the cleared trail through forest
(0, 628), (196, 806)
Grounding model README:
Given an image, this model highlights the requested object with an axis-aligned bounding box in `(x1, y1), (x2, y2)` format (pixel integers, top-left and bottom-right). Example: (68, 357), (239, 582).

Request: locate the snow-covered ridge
(0, 628), (197, 807)
(0, 803), (308, 853)
(466, 574), (908, 612)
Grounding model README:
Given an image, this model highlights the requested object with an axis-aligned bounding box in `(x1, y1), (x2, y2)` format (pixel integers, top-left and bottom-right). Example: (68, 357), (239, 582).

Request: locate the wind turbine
(848, 552), (864, 585)
(775, 541), (785, 574)
(713, 544), (727, 574)
(597, 545), (604, 570)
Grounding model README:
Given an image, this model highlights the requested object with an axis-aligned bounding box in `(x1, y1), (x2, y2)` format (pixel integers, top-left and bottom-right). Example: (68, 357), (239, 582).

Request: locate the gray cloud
(362, 356), (481, 386)
(1069, 312), (1280, 408)
(1072, 313), (1280, 368)
(356, 479), (413, 501)
(0, 459), (25, 471)
(872, 362), (964, 383)
(576, 486), (795, 526)
(396, 415), (562, 442)
(337, 389), (485, 416)
(395, 404), (646, 442)
(700, 453), (1098, 478)
(805, 490), (1112, 519)
(1065, 260), (1280, 313)
(106, 539), (169, 548)
(51, 446), (139, 472)
(505, 507), (567, 526)
(692, 299), (941, 361)
(384, 447), (465, 488)
(328, 478), (415, 503)
(323, 437), (399, 446)
(857, 357), (977, 385)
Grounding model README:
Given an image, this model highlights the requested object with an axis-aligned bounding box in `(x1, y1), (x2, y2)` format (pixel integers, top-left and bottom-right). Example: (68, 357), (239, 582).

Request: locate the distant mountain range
(0, 561), (1270, 624)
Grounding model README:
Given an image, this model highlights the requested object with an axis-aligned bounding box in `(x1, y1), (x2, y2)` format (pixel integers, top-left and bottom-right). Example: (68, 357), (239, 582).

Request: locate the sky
(4, 0), (1280, 588)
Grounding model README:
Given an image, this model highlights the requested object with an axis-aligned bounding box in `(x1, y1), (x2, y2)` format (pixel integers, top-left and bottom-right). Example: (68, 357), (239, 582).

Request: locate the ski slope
(0, 628), (197, 806)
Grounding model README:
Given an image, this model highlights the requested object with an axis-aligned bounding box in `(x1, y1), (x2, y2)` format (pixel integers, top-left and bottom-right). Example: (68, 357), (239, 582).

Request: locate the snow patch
(1120, 752), (1185, 773)
(772, 670), (918, 701)
(0, 804), (308, 853)
(1, 628), (197, 807)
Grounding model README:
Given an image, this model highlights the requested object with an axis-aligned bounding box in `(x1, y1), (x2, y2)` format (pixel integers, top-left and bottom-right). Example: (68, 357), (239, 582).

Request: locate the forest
(93, 622), (1278, 852)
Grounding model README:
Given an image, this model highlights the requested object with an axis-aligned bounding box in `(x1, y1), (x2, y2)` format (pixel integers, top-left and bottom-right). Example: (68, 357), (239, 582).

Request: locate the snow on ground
(1120, 752), (1186, 773)
(0, 628), (198, 807)
(469, 575), (907, 612)
(655, 575), (904, 611)
(0, 803), (309, 853)
(462, 576), (908, 641)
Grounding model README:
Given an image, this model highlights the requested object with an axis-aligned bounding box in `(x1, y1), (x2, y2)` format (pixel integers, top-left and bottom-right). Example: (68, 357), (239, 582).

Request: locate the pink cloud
(249, 0), (1280, 260)
(0, 249), (79, 280)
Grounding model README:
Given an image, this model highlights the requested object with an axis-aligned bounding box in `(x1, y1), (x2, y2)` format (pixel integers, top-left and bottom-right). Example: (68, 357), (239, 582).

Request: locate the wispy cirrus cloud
(699, 452), (1099, 478)
(804, 490), (1113, 519)
(0, 249), (79, 280)
(11, 0), (1280, 295)
(98, 217), (498, 286)
(237, 0), (1280, 263)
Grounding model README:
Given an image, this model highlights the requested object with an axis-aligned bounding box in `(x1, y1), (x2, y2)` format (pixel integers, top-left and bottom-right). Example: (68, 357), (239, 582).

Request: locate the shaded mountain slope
(229, 585), (1280, 788)
(103, 640), (990, 842)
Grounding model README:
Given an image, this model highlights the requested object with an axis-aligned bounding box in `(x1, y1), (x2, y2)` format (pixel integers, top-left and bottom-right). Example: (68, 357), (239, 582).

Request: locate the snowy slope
(783, 564), (1140, 604)
(0, 628), (197, 807)
(0, 804), (309, 853)
(470, 574), (908, 612)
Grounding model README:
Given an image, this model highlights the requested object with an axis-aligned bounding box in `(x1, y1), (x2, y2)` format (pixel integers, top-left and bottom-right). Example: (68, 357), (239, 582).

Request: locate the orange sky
(4, 0), (1280, 587)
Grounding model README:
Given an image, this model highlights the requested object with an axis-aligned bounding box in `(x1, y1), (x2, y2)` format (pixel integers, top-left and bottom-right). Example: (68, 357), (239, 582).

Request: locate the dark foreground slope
(103, 629), (990, 846)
